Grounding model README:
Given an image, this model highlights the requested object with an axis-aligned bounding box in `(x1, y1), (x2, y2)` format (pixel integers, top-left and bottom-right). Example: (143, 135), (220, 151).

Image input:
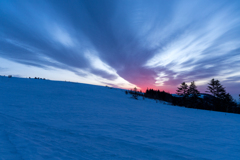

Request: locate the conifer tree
(176, 82), (189, 96)
(132, 87), (138, 99)
(186, 81), (200, 108)
(206, 79), (226, 98)
(223, 93), (234, 112)
(239, 94), (240, 107)
(133, 87), (137, 93)
(188, 81), (200, 96)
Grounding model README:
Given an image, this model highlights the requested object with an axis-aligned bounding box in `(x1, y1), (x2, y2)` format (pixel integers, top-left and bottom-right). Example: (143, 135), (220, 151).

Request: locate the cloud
(0, 0), (240, 97)
(48, 24), (75, 47)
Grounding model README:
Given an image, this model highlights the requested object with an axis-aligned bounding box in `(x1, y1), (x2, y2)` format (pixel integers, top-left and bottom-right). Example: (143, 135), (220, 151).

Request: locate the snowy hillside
(0, 76), (240, 160)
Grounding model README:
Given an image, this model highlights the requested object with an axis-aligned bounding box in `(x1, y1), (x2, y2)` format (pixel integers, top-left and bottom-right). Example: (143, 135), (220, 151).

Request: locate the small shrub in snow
(131, 94), (138, 100)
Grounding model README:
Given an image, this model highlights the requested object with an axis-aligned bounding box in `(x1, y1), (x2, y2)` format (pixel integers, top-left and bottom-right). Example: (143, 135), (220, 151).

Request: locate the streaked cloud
(0, 0), (240, 98)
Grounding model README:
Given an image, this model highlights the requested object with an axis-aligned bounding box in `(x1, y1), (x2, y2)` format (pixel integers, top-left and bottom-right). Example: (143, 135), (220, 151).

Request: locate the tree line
(127, 79), (240, 114)
(174, 79), (239, 113)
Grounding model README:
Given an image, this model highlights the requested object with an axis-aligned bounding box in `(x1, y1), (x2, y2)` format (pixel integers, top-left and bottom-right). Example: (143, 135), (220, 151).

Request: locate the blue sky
(0, 0), (240, 99)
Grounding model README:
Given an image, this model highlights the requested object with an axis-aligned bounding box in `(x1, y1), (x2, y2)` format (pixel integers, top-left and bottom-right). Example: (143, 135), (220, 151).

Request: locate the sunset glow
(0, 0), (240, 99)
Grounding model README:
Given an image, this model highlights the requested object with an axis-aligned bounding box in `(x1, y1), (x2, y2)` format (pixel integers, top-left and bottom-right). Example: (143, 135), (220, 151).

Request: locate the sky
(0, 0), (240, 99)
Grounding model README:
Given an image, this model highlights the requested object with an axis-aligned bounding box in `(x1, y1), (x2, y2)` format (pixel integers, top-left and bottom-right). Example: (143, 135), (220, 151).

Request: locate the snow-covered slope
(0, 76), (240, 160)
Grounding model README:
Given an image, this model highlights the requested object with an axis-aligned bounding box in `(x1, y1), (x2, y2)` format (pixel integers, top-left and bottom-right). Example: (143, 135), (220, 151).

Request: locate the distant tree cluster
(173, 79), (239, 114)
(126, 87), (144, 100)
(30, 77), (45, 80)
(126, 78), (240, 114)
(145, 89), (172, 102)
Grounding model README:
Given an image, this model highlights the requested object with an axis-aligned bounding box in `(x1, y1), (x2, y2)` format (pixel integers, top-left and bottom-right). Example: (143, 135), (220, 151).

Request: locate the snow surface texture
(0, 76), (240, 160)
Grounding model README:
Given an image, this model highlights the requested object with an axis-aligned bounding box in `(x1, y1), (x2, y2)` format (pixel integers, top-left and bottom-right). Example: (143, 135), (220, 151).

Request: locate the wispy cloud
(0, 0), (240, 97)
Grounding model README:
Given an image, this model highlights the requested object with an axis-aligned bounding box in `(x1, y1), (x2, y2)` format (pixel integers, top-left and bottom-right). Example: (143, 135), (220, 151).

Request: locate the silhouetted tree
(188, 81), (200, 96)
(187, 81), (200, 107)
(176, 82), (189, 105)
(145, 89), (173, 103)
(206, 79), (227, 111)
(131, 87), (138, 99)
(238, 94), (240, 107)
(206, 79), (226, 98)
(222, 93), (234, 112)
(176, 82), (189, 97)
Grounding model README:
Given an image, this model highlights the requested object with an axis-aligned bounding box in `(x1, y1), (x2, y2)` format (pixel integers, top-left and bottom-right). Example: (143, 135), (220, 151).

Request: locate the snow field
(0, 77), (240, 159)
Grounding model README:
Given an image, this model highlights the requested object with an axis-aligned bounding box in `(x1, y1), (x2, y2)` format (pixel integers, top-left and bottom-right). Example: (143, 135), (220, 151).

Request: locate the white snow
(0, 76), (240, 159)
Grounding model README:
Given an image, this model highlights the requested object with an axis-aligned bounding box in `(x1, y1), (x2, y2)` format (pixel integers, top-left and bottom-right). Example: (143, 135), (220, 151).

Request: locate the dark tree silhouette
(205, 79), (238, 112)
(131, 87), (138, 99)
(145, 89), (173, 103)
(238, 94), (240, 108)
(124, 78), (240, 114)
(188, 81), (200, 96)
(186, 81), (200, 108)
(206, 79), (226, 98)
(133, 87), (137, 93)
(222, 93), (234, 112)
(176, 82), (189, 97)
